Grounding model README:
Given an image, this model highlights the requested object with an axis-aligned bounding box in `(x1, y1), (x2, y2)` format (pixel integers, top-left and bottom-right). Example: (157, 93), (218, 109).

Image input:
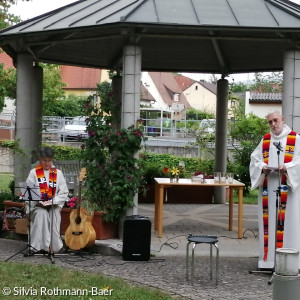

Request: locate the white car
(60, 116), (88, 141)
(199, 119), (216, 134)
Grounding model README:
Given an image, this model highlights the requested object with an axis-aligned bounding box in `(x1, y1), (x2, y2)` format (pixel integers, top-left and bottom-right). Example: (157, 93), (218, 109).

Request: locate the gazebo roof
(0, 0), (300, 74)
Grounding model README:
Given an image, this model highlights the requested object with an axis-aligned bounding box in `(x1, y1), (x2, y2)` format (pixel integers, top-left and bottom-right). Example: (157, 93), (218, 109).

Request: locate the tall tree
(0, 64), (16, 111)
(230, 114), (269, 194)
(208, 74), (219, 85)
(0, 0), (27, 111)
(0, 0), (22, 30)
(250, 72), (283, 93)
(42, 64), (66, 115)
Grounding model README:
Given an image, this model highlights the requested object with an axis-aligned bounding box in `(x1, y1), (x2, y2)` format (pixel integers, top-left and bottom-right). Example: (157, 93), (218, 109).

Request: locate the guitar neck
(77, 181), (82, 218)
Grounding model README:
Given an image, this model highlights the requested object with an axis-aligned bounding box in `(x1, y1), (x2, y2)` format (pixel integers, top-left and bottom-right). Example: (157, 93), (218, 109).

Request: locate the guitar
(65, 168), (96, 250)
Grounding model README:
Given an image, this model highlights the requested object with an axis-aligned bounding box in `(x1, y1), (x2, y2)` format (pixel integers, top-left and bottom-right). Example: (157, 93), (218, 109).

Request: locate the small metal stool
(186, 234), (219, 285)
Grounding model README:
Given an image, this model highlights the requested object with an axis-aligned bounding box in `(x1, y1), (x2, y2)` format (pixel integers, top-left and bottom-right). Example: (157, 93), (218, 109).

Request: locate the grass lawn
(0, 173), (13, 192)
(233, 189), (258, 205)
(0, 262), (174, 300)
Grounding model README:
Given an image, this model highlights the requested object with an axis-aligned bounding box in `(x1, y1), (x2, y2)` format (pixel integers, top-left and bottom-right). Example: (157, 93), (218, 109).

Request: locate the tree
(0, 64), (16, 111)
(230, 114), (269, 194)
(250, 72), (283, 93)
(42, 64), (66, 115)
(0, 62), (78, 115)
(0, 0), (21, 30)
(43, 94), (87, 117)
(0, 0), (31, 111)
(230, 81), (247, 93)
(209, 74), (219, 85)
(186, 108), (215, 120)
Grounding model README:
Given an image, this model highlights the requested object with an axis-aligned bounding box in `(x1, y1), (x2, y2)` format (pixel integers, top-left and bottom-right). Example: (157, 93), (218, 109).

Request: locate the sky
(9, 0), (300, 84)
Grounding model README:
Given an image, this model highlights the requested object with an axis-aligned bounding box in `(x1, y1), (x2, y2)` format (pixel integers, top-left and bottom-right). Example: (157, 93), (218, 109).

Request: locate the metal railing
(0, 115), (238, 145)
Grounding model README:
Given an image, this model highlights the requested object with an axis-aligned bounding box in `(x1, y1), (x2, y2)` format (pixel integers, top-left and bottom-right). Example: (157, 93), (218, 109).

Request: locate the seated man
(26, 147), (68, 253)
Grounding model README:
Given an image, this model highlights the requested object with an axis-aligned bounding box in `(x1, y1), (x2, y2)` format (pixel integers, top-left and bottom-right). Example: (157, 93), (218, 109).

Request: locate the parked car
(60, 116), (88, 141)
(199, 119), (216, 134)
(198, 119), (216, 139)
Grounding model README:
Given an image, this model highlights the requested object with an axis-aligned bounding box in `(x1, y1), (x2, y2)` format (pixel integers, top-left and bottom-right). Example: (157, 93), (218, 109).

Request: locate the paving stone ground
(0, 203), (274, 299)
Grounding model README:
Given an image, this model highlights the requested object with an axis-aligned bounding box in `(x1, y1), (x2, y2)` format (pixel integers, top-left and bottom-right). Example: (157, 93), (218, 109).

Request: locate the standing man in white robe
(26, 147), (69, 253)
(250, 112), (300, 269)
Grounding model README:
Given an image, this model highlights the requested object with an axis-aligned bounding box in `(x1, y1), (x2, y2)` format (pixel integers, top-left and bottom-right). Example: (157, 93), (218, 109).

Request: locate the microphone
(273, 142), (283, 152)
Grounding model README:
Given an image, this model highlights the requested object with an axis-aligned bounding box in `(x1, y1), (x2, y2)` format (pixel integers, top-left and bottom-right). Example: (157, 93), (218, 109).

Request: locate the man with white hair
(250, 111), (300, 269)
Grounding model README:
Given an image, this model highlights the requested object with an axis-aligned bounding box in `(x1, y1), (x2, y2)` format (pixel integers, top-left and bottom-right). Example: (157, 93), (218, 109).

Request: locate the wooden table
(154, 178), (245, 238)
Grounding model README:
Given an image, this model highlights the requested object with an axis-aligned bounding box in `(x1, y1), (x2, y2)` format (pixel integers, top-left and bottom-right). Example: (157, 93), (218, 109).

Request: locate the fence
(0, 115), (236, 144)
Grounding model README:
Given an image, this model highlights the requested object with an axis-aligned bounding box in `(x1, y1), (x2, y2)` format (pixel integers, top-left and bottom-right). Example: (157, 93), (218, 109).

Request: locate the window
(195, 85), (198, 90)
(173, 93), (179, 102)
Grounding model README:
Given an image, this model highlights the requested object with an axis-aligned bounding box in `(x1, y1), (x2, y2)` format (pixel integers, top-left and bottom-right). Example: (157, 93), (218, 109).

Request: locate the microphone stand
(49, 167), (56, 264)
(250, 143), (283, 285)
(268, 144), (283, 285)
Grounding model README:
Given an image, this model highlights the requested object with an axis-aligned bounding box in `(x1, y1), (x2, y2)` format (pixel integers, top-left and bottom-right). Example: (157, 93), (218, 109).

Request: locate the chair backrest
(54, 160), (81, 175)
(64, 174), (78, 194)
(54, 160), (81, 195)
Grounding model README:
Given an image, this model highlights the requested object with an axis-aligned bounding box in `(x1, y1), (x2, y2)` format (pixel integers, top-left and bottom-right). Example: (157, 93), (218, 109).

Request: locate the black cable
(242, 229), (259, 239)
(56, 229), (259, 267)
(151, 234), (190, 253)
(218, 229), (259, 240)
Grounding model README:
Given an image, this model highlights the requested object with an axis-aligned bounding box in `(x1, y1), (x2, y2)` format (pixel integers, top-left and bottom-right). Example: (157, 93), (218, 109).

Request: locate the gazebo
(0, 0), (300, 207)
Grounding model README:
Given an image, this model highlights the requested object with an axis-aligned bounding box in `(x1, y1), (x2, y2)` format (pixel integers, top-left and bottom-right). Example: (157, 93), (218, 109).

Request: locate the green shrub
(139, 152), (216, 182)
(1, 141), (83, 161)
(43, 144), (83, 160)
(0, 191), (14, 210)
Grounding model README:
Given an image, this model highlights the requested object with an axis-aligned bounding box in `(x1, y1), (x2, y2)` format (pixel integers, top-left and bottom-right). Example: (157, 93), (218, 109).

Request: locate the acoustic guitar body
(65, 207), (96, 250)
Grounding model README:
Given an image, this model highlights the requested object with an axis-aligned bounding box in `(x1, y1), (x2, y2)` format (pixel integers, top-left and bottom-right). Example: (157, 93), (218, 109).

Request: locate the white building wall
(3, 98), (16, 113)
(141, 72), (169, 111)
(245, 91), (282, 118)
(183, 82), (216, 113)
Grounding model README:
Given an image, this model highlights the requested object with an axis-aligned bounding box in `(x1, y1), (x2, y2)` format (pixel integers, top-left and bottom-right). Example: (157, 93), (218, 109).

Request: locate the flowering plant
(163, 166), (180, 176)
(66, 196), (78, 208)
(81, 81), (146, 223)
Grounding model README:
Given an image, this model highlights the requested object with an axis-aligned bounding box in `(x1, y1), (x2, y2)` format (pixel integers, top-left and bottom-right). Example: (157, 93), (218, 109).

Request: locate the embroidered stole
(262, 131), (296, 261)
(35, 164), (57, 200)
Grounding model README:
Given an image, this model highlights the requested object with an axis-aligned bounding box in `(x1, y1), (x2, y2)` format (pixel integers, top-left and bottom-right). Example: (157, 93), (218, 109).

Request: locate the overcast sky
(9, 0), (300, 83)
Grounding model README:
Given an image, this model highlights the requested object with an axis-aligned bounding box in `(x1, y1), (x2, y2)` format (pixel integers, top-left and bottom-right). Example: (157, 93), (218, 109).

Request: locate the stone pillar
(282, 49), (300, 132)
(31, 65), (43, 163)
(122, 45), (141, 216)
(14, 53), (34, 184)
(111, 75), (122, 130)
(214, 79), (229, 204)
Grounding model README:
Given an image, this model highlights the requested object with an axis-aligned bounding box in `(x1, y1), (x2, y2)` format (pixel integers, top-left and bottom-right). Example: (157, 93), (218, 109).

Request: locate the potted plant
(81, 84), (145, 237)
(60, 195), (77, 235)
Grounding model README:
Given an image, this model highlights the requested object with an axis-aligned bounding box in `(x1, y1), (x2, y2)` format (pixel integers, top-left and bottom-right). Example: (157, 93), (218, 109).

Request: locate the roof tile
(249, 92), (282, 103)
(60, 65), (101, 89)
(149, 72), (191, 108)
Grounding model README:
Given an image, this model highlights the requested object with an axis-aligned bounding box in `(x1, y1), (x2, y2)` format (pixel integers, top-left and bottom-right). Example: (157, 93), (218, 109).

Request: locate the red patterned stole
(35, 164), (57, 200)
(262, 131), (296, 261)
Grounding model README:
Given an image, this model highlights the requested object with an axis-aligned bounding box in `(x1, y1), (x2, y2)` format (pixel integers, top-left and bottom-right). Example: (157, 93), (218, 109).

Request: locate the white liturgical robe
(26, 167), (68, 252)
(250, 124), (300, 269)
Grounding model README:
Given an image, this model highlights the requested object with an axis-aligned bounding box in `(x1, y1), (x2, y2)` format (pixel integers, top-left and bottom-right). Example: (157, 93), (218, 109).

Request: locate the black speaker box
(122, 215), (151, 261)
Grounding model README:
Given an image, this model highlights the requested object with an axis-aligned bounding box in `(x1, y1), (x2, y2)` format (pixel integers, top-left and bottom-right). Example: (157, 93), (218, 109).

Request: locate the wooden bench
(54, 160), (81, 194)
